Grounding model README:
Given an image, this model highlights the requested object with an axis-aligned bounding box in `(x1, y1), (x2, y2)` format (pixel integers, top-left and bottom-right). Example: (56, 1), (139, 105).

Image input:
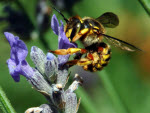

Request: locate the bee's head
(66, 16), (82, 29)
(65, 16), (82, 41)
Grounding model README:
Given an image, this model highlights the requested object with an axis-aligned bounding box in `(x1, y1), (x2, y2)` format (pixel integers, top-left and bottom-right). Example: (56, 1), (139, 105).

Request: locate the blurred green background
(0, 0), (150, 113)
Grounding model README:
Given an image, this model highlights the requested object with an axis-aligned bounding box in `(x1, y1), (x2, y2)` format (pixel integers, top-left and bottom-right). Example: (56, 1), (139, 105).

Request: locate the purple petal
(10, 47), (19, 64)
(5, 32), (32, 82)
(15, 40), (28, 61)
(51, 14), (59, 35)
(7, 59), (34, 82)
(4, 32), (18, 47)
(20, 60), (34, 79)
(47, 52), (55, 60)
(10, 40), (28, 62)
(4, 32), (28, 61)
(60, 20), (64, 33)
(7, 59), (20, 82)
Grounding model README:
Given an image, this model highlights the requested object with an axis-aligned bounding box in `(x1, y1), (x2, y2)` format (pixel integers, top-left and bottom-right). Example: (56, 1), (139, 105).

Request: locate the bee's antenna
(51, 6), (69, 23)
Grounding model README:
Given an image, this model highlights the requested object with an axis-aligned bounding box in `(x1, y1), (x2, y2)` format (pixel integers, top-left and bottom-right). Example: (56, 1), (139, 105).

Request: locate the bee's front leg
(50, 48), (87, 55)
(72, 28), (89, 42)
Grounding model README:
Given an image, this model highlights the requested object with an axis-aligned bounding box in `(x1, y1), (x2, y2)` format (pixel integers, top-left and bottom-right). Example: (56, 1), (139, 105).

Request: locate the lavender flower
(5, 32), (53, 96)
(4, 32), (34, 82)
(5, 14), (81, 113)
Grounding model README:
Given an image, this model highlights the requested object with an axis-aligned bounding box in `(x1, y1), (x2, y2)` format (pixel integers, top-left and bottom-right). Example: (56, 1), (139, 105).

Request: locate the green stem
(76, 87), (98, 113)
(98, 70), (129, 113)
(0, 86), (16, 113)
(139, 0), (150, 16)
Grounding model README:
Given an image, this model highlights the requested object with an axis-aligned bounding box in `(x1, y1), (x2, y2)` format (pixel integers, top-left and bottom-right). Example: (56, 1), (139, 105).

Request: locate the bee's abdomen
(83, 43), (111, 72)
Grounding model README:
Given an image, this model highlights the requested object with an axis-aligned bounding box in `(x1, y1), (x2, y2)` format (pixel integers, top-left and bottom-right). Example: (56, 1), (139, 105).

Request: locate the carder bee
(51, 7), (141, 72)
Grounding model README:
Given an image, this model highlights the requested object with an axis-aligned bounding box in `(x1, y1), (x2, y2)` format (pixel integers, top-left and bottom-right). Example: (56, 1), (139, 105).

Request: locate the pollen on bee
(103, 54), (110, 61)
(92, 67), (97, 72)
(96, 63), (102, 68)
(83, 65), (88, 71)
(101, 60), (107, 65)
(102, 48), (109, 54)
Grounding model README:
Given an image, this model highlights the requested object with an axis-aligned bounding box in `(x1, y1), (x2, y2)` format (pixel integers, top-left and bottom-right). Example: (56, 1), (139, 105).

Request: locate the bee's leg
(50, 48), (87, 55)
(65, 59), (79, 67)
(72, 28), (89, 42)
(66, 58), (92, 67)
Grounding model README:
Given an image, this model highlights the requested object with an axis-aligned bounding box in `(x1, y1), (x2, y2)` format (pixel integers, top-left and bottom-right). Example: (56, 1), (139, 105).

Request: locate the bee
(51, 7), (141, 72)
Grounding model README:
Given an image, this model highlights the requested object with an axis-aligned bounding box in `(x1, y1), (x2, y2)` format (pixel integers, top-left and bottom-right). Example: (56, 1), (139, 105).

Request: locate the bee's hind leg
(66, 58), (92, 67)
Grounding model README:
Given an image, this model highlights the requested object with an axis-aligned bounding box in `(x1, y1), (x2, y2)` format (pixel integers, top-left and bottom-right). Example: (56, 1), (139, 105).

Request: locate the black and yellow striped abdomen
(83, 42), (111, 72)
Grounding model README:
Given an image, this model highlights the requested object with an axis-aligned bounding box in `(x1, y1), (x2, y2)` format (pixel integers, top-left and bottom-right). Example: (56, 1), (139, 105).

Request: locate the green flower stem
(0, 86), (16, 113)
(76, 87), (98, 113)
(139, 0), (150, 16)
(98, 70), (129, 113)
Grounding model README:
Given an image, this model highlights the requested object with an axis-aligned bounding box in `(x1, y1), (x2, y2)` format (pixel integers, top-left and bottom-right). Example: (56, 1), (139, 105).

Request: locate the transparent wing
(96, 12), (119, 28)
(102, 34), (142, 52)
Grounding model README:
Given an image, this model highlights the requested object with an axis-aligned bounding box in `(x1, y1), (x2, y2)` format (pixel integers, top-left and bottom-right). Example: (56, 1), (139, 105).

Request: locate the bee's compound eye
(76, 23), (81, 28)
(76, 23), (81, 33)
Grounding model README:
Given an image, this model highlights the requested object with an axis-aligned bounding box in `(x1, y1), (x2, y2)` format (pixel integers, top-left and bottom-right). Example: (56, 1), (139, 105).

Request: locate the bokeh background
(0, 0), (150, 113)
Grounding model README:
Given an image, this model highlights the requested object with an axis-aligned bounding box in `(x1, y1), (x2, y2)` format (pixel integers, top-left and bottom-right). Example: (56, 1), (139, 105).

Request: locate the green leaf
(139, 0), (150, 16)
(0, 86), (16, 113)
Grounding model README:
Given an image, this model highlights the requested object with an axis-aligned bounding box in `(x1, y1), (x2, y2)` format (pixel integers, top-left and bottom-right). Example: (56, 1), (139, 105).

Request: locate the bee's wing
(96, 12), (119, 28)
(102, 34), (142, 52)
